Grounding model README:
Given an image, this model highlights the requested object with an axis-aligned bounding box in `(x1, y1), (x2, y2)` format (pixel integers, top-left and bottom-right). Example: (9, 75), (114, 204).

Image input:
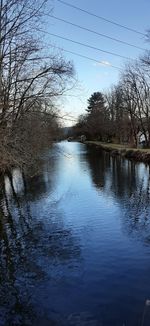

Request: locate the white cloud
(93, 60), (112, 67)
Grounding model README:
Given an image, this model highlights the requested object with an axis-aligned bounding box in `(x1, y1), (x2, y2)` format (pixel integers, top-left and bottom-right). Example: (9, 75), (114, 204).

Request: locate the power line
(39, 30), (133, 60)
(6, 45), (121, 70)
(51, 45), (121, 70)
(42, 43), (121, 69)
(47, 14), (146, 51)
(57, 0), (146, 37)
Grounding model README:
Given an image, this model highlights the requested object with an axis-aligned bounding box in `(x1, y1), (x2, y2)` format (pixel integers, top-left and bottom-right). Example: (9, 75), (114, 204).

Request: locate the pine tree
(86, 92), (105, 114)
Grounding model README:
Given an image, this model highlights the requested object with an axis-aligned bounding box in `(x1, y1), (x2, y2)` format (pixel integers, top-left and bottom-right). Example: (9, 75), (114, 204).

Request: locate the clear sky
(44, 0), (150, 125)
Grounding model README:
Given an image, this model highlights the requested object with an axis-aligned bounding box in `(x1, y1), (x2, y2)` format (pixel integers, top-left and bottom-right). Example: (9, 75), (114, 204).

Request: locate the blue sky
(44, 0), (150, 125)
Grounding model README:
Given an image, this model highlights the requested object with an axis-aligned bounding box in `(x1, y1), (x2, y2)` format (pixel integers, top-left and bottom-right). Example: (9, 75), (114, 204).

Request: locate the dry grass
(85, 141), (150, 153)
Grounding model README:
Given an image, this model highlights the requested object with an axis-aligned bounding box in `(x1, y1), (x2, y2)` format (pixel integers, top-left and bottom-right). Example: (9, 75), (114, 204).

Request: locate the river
(1, 141), (150, 326)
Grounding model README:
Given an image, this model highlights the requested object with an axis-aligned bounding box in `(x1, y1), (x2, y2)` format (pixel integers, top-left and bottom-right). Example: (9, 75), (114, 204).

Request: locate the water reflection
(85, 145), (150, 243)
(1, 142), (150, 325)
(85, 146), (137, 197)
(0, 156), (81, 325)
(124, 177), (150, 243)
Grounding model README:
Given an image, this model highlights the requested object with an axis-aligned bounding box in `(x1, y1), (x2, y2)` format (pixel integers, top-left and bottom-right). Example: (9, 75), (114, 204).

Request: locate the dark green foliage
(86, 92), (106, 114)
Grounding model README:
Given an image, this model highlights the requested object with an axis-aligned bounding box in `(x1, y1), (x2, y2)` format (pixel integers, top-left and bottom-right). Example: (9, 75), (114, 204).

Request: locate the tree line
(73, 50), (150, 148)
(0, 0), (74, 172)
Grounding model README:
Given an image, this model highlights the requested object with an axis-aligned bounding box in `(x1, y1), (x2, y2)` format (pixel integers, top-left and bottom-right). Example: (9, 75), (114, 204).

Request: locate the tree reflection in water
(85, 145), (150, 243)
(1, 143), (150, 326)
(0, 164), (81, 326)
(124, 176), (150, 242)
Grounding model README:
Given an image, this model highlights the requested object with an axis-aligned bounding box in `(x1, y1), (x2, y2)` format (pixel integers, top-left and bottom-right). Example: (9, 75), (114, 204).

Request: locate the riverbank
(85, 141), (150, 164)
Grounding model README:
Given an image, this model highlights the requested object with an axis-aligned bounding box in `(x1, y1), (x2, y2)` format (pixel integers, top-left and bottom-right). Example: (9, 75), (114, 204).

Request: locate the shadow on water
(1, 142), (150, 325)
(85, 145), (150, 243)
(0, 154), (81, 326)
(85, 146), (138, 197)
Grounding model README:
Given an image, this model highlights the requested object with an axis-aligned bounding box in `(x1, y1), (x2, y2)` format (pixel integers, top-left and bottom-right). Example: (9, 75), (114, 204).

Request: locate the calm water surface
(1, 141), (150, 325)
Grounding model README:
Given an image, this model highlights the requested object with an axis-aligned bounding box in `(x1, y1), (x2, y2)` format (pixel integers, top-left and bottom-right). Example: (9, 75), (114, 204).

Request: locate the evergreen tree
(86, 92), (105, 113)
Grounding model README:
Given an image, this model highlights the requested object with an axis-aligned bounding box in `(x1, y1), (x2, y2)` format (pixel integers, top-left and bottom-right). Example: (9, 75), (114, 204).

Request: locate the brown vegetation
(86, 141), (150, 164)
(0, 0), (74, 173)
(73, 51), (150, 149)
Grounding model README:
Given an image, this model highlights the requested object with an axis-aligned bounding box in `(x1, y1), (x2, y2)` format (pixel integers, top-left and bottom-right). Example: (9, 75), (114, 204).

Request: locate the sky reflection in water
(0, 141), (150, 325)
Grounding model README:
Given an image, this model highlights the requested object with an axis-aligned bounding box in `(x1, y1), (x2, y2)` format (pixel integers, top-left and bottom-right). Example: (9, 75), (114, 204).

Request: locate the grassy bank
(85, 141), (150, 164)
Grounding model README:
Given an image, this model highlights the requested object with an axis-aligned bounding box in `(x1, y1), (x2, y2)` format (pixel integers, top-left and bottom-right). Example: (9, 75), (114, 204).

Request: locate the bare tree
(121, 61), (150, 147)
(105, 85), (131, 144)
(0, 0), (74, 171)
